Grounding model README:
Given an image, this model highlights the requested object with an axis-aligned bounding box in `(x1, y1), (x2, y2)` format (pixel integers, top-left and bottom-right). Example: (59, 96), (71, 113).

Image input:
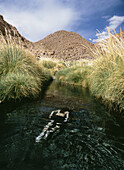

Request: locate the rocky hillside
(1, 14), (123, 61)
(35, 30), (94, 61)
(0, 15), (49, 57)
(0, 15), (34, 49)
(0, 15), (95, 61)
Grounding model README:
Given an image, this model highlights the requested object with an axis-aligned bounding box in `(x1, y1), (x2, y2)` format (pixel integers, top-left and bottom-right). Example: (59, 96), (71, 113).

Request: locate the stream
(0, 81), (124, 170)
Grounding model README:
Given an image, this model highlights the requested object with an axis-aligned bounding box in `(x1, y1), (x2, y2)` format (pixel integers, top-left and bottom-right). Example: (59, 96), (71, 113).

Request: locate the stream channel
(0, 81), (124, 170)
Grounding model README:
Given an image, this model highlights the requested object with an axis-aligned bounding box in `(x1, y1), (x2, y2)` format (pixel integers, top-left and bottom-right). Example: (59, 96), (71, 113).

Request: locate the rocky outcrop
(0, 15), (35, 52)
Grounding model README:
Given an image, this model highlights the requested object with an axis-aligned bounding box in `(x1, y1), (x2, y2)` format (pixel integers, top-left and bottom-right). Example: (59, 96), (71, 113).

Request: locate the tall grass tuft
(89, 30), (124, 112)
(0, 44), (47, 102)
(56, 29), (124, 113)
(0, 73), (41, 101)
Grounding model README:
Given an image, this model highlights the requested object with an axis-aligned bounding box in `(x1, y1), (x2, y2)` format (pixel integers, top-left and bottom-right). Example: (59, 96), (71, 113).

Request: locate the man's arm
(49, 110), (61, 118)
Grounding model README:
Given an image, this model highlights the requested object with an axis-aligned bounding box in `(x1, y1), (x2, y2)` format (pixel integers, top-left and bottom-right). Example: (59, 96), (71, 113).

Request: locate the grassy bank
(0, 44), (53, 102)
(38, 57), (65, 78)
(56, 60), (92, 87)
(56, 32), (124, 114)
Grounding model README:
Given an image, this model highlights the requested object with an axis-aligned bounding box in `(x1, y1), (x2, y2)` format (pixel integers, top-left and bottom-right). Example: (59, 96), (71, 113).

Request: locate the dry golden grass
(0, 44), (52, 102)
(89, 29), (124, 112)
(38, 57), (65, 78)
(56, 29), (124, 113)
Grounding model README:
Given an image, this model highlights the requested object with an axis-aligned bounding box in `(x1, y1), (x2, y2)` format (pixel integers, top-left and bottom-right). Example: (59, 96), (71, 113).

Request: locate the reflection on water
(0, 81), (124, 169)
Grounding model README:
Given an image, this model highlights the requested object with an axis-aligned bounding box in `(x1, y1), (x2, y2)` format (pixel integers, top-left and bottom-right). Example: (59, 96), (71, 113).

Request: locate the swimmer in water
(35, 110), (69, 142)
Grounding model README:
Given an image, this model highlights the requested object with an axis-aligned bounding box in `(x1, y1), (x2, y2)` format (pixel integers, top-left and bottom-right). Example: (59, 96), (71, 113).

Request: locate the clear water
(0, 81), (124, 170)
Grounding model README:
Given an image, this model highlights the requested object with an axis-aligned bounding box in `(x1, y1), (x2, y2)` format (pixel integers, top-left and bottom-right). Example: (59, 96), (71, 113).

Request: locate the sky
(0, 0), (124, 43)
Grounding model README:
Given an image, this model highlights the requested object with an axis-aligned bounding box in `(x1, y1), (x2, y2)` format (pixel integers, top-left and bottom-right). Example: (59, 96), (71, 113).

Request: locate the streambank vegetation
(0, 30), (123, 116)
(0, 44), (64, 102)
(56, 31), (124, 114)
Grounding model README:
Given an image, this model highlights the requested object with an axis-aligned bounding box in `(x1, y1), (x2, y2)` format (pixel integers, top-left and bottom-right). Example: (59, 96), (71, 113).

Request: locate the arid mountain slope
(35, 30), (94, 61)
(0, 15), (48, 56)
(0, 15), (32, 48)
(0, 14), (100, 61)
(1, 14), (123, 61)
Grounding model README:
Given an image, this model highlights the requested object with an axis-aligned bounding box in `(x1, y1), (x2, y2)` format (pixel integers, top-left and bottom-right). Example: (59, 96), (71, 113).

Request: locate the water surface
(0, 81), (124, 169)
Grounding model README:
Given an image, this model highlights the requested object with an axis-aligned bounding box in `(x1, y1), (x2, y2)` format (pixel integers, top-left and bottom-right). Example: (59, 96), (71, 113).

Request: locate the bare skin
(36, 110), (69, 142)
(49, 110), (69, 122)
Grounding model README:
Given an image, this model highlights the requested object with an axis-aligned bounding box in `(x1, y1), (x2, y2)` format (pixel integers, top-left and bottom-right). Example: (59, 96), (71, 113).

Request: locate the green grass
(0, 45), (37, 76)
(56, 62), (92, 87)
(0, 30), (123, 114)
(89, 31), (124, 112)
(56, 30), (124, 113)
(0, 73), (41, 101)
(38, 58), (65, 78)
(0, 45), (52, 102)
